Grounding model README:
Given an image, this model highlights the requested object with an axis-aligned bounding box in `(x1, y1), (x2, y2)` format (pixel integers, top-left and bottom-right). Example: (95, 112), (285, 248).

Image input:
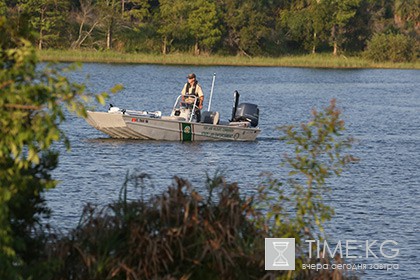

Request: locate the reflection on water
(47, 64), (420, 280)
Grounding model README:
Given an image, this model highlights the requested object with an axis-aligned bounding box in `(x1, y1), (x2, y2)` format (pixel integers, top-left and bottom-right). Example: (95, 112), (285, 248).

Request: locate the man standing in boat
(181, 73), (204, 122)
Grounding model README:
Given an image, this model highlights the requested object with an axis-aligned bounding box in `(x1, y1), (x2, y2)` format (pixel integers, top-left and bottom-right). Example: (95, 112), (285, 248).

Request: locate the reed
(50, 173), (269, 279)
(49, 172), (357, 280)
(38, 49), (420, 69)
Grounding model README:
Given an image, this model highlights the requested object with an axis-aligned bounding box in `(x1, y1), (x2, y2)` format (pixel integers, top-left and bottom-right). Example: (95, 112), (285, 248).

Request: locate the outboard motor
(234, 103), (259, 127)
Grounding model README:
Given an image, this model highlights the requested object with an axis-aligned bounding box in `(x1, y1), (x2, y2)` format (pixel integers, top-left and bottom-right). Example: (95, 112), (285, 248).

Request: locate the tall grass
(50, 174), (268, 279)
(38, 49), (420, 69)
(48, 172), (357, 280)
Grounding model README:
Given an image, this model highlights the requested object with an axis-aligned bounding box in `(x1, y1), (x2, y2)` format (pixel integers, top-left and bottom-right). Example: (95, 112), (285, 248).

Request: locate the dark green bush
(50, 174), (269, 280)
(364, 33), (416, 62)
(49, 173), (357, 280)
(387, 34), (417, 63)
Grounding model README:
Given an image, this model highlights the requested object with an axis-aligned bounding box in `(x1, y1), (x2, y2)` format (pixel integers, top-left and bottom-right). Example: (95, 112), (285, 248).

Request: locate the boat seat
(200, 111), (220, 125)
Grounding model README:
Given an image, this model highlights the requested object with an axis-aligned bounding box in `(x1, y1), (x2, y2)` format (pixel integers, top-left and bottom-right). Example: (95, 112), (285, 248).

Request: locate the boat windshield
(171, 94), (198, 122)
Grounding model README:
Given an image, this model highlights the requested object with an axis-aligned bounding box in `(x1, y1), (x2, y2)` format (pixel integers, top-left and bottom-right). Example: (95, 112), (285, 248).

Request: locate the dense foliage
(51, 174), (268, 279)
(2, 0), (419, 60)
(0, 16), (118, 279)
(364, 33), (416, 62)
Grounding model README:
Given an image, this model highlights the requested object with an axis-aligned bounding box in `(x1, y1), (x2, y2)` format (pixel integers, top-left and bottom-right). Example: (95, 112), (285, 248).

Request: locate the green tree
(279, 0), (330, 54)
(394, 0), (420, 35)
(0, 16), (117, 279)
(70, 0), (124, 50)
(186, 0), (221, 55)
(326, 0), (362, 55)
(279, 99), (355, 236)
(156, 0), (189, 54)
(99, 0), (152, 50)
(218, 0), (271, 56)
(339, 0), (371, 52)
(70, 0), (104, 49)
(117, 0), (152, 52)
(123, 0), (150, 26)
(17, 0), (69, 49)
(362, 0), (394, 34)
(0, 1), (6, 16)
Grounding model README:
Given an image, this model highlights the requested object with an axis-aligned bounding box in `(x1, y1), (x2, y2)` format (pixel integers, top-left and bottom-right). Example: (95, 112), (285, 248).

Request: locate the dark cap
(187, 73), (196, 79)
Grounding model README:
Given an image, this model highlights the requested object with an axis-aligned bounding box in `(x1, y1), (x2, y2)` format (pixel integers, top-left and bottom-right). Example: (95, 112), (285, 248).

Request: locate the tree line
(1, 0), (419, 57)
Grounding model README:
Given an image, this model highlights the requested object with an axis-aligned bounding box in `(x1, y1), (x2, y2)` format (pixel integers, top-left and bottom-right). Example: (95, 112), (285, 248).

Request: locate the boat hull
(86, 111), (260, 141)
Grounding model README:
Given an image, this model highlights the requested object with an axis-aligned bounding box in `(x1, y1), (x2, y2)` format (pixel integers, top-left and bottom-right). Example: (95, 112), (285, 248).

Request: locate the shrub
(364, 33), (416, 62)
(387, 34), (416, 63)
(364, 33), (389, 62)
(50, 173), (269, 280)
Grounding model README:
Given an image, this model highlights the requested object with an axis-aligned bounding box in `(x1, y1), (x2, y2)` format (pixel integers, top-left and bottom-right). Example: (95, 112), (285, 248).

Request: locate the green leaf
(111, 84), (124, 93)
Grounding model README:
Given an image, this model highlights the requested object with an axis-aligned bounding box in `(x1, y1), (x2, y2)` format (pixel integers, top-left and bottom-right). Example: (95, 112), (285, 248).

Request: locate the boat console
(171, 94), (199, 122)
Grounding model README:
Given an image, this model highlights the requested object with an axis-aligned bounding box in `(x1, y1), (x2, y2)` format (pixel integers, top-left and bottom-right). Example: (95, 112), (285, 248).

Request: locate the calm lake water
(47, 64), (419, 279)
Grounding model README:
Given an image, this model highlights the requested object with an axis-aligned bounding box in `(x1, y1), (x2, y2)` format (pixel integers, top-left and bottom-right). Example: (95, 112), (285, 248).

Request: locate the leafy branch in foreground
(0, 17), (121, 279)
(282, 99), (356, 234)
(256, 99), (357, 275)
(262, 99), (357, 236)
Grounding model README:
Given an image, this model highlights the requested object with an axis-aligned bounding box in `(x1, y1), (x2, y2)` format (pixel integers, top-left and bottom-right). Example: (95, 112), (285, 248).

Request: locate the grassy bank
(38, 49), (420, 69)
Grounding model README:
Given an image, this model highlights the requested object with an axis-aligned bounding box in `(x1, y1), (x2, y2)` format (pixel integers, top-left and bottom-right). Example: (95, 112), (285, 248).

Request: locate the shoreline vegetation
(38, 49), (420, 69)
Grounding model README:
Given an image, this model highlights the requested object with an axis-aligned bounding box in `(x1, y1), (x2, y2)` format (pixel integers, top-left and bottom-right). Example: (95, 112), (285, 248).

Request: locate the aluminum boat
(86, 90), (260, 141)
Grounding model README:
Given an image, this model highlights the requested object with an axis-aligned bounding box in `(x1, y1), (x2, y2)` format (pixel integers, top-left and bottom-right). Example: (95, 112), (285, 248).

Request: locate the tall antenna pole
(207, 73), (216, 111)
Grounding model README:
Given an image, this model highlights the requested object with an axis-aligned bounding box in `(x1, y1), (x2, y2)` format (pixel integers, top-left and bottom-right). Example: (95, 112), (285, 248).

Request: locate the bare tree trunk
(38, 8), (44, 50)
(332, 25), (338, 56)
(162, 36), (167, 55)
(72, 0), (101, 49)
(106, 20), (113, 50)
(72, 16), (86, 49)
(312, 32), (317, 54)
(72, 21), (99, 49)
(106, 0), (115, 50)
(38, 30), (43, 50)
(194, 41), (200, 55)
